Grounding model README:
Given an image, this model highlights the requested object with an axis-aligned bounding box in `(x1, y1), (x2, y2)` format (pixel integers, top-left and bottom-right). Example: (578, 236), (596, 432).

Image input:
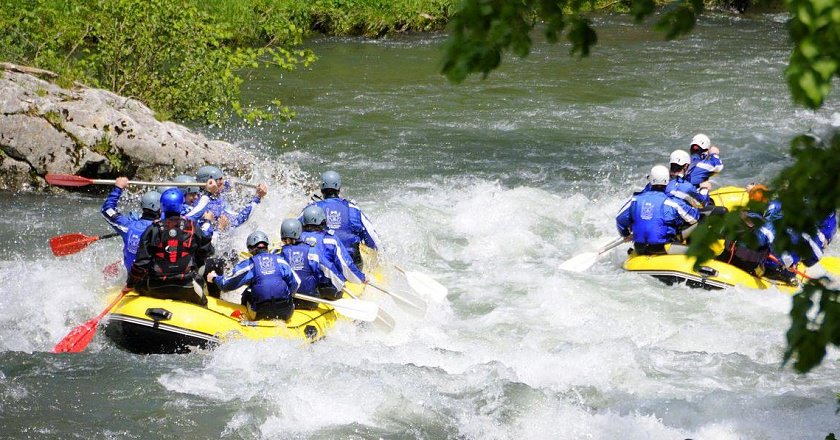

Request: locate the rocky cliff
(0, 63), (256, 191)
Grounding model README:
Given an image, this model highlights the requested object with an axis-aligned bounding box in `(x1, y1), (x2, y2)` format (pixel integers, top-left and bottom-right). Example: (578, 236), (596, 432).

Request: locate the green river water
(1, 12), (839, 439)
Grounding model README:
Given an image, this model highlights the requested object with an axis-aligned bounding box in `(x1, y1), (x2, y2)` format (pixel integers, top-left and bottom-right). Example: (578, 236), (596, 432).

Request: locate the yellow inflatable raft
(622, 186), (839, 291)
(103, 278), (375, 354)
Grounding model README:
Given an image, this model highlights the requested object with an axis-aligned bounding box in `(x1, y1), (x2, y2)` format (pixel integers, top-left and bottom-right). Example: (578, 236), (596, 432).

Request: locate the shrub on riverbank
(199, 0), (455, 39)
(0, 0), (316, 124)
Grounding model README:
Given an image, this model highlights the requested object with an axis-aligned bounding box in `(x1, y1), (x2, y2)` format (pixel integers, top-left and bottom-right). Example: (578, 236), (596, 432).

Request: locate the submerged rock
(0, 63), (256, 191)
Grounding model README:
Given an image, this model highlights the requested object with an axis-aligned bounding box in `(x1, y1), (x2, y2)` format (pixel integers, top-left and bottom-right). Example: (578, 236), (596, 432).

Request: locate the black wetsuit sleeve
(192, 224), (215, 269)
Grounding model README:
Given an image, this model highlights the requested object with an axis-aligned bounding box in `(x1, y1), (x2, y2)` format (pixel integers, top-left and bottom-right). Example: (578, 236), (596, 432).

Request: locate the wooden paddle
(49, 232), (120, 257)
(53, 289), (129, 353)
(46, 173), (201, 188)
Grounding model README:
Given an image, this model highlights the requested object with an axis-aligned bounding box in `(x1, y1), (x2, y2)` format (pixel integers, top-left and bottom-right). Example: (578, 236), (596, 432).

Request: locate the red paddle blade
(53, 291), (128, 353)
(45, 174), (94, 187)
(52, 319), (99, 353)
(49, 233), (99, 256)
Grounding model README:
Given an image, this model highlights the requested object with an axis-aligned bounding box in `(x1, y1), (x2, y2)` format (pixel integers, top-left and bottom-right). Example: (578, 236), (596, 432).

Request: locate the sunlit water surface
(1, 13), (839, 439)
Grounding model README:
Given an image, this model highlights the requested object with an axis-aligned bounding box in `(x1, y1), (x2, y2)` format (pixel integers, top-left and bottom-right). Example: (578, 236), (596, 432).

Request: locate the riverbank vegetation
(0, 0), (461, 123)
(2, 0), (778, 124)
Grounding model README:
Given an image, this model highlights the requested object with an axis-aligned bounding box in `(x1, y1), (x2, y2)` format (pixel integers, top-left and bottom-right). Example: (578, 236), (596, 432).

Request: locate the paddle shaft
(598, 236), (632, 255)
(293, 293), (377, 322)
(368, 281), (425, 305)
(46, 173), (204, 188)
(767, 254), (813, 280)
(98, 179), (199, 187)
(53, 290), (128, 353)
(230, 179), (258, 189)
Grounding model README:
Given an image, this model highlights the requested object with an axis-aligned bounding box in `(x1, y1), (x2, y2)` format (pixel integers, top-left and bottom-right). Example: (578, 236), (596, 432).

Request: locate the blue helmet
(302, 205), (326, 226)
(320, 170), (341, 191)
(765, 200), (782, 221)
(140, 191), (161, 212)
(160, 188), (184, 215)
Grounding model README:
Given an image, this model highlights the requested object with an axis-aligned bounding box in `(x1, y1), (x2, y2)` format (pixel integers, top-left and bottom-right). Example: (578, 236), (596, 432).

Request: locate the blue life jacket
(300, 230), (366, 284)
(248, 252), (295, 303)
(278, 241), (320, 295)
(101, 186), (155, 270)
(665, 175), (709, 208)
(686, 152), (723, 185)
(616, 189), (699, 245)
(215, 252), (299, 303)
(817, 211), (837, 249)
(305, 197), (381, 254)
(316, 198), (358, 249)
(122, 219), (153, 269)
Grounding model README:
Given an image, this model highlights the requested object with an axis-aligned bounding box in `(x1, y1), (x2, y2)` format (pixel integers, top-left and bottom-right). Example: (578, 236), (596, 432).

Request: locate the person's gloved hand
(256, 183), (268, 199)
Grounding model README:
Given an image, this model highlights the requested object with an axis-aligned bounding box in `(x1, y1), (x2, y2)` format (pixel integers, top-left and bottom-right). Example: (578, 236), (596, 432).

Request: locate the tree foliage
(442, 0), (704, 83)
(785, 0), (840, 108)
(441, 0), (840, 373)
(0, 0), (461, 123)
(0, 0), (315, 124)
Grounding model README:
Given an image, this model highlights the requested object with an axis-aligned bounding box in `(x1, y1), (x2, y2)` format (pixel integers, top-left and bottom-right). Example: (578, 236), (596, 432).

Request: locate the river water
(2, 13), (839, 439)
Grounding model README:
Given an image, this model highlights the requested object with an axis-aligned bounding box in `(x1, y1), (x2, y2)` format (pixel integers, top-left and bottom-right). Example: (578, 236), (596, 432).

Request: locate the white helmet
(648, 165), (670, 186)
(669, 149), (691, 166)
(690, 133), (711, 151)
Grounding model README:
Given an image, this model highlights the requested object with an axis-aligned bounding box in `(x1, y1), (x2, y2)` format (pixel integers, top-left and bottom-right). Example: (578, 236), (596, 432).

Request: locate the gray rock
(0, 67), (257, 191)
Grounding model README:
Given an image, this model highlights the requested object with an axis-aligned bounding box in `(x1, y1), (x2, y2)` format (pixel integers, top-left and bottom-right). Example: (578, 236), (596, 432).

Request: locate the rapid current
(1, 13), (839, 439)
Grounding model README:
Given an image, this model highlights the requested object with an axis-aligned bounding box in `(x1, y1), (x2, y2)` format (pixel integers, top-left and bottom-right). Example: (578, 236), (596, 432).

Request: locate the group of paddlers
(615, 134), (836, 282)
(102, 167), (380, 320)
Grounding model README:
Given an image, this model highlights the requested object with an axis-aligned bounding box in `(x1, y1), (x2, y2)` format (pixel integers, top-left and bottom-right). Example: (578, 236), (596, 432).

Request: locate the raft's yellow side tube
(622, 186), (838, 292)
(103, 246), (384, 353)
